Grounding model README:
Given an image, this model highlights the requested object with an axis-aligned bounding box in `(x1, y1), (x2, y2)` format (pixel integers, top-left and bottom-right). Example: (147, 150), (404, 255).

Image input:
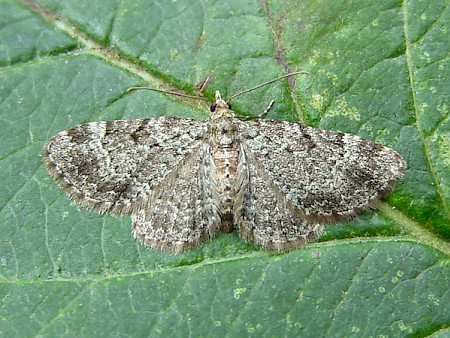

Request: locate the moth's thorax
(208, 91), (241, 231)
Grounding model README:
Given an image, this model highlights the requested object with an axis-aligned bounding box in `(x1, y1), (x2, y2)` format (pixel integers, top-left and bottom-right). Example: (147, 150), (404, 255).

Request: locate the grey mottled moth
(44, 73), (405, 253)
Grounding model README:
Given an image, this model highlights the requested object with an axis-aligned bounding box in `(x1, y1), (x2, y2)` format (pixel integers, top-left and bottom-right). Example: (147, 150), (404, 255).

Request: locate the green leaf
(0, 0), (448, 336)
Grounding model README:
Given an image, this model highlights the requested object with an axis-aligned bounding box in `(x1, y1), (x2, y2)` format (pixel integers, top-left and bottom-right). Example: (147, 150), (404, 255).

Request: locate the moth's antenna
(128, 71), (307, 102)
(127, 87), (209, 100)
(227, 71), (308, 103)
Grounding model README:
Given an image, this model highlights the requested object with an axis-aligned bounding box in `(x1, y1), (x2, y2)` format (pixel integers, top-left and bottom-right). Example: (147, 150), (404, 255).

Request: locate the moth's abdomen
(212, 145), (240, 232)
(212, 147), (239, 179)
(209, 117), (242, 232)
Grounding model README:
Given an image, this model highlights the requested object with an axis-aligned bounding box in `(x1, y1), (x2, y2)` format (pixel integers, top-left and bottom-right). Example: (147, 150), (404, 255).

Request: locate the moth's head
(210, 91), (232, 115)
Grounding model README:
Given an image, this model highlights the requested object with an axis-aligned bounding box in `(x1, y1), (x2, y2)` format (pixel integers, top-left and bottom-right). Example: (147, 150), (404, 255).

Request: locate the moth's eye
(227, 103), (232, 109)
(210, 104), (217, 112)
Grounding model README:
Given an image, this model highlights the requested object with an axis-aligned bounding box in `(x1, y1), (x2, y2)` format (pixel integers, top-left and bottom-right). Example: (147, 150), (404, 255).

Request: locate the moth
(44, 73), (406, 253)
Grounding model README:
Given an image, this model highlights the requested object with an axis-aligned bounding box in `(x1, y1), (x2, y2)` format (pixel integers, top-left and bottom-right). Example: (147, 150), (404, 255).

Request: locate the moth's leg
(238, 99), (275, 121)
(196, 74), (211, 94)
(260, 99), (275, 118)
